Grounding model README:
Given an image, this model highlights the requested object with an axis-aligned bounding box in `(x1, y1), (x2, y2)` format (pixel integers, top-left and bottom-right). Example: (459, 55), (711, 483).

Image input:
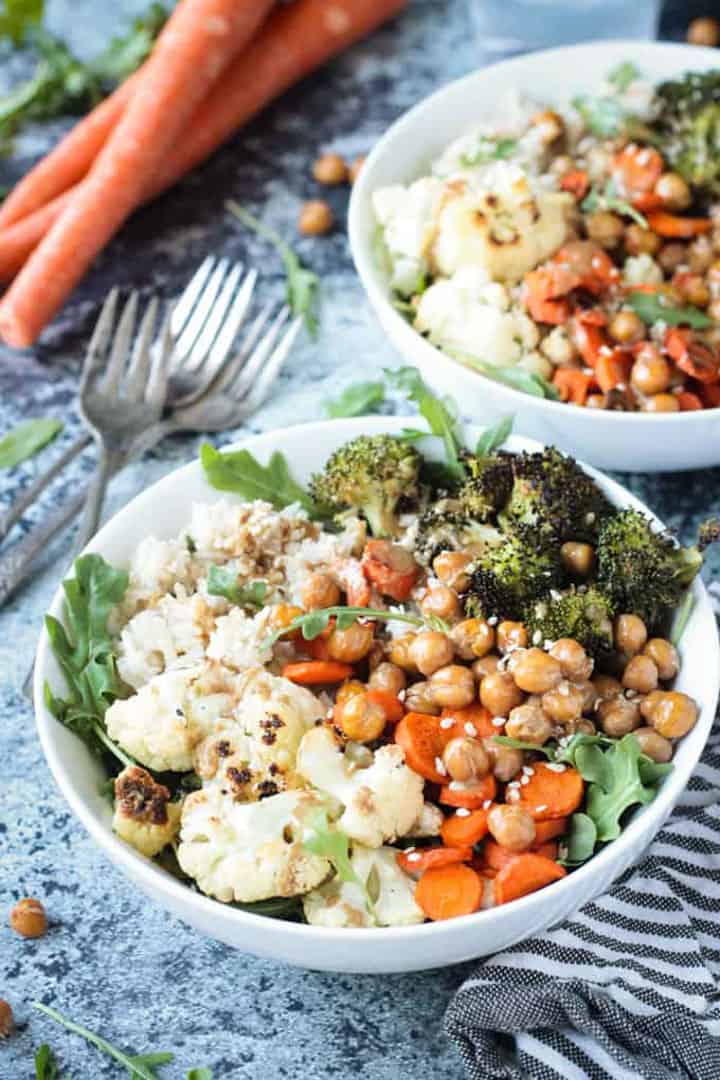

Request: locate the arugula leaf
(460, 136), (518, 168)
(206, 566), (267, 609)
(582, 178), (648, 228)
(200, 441), (321, 519)
(262, 605), (449, 650)
(44, 554), (130, 765)
(475, 414), (513, 457)
(561, 812), (597, 866)
(0, 0), (42, 43)
(187, 1070), (214, 1080)
(627, 290), (712, 330)
(572, 93), (626, 137)
(574, 734), (670, 842)
(670, 590), (695, 646)
(0, 417), (62, 468)
(384, 366), (465, 481)
(35, 1043), (62, 1080)
(492, 735), (556, 758)
(324, 381), (385, 418)
(474, 362), (560, 401)
(227, 201), (319, 335)
(302, 805), (375, 919)
(607, 61), (641, 93)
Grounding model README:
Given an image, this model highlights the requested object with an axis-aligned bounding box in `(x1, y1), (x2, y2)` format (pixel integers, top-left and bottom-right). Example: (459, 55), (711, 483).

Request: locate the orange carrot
(631, 191), (664, 213)
(595, 348), (632, 393)
(677, 390), (703, 411)
(553, 243), (618, 295)
(574, 321), (608, 368)
(559, 170), (590, 200)
(494, 853), (566, 905)
(533, 818), (569, 843)
(698, 382), (720, 408)
(361, 539), (419, 601)
(646, 211), (712, 239)
(524, 268), (573, 324)
(396, 845), (472, 875)
(395, 713), (451, 784)
(440, 704), (497, 740)
(552, 368), (594, 406)
(518, 762), (584, 820)
(282, 661), (353, 685)
(303, 636), (332, 661)
(483, 838), (558, 871)
(575, 307), (607, 327)
(0, 191), (72, 281)
(440, 808), (489, 848)
(612, 145), (663, 196)
(0, 0), (277, 348)
(439, 774), (497, 810)
(367, 688), (404, 724)
(665, 327), (720, 384)
(415, 864), (484, 921)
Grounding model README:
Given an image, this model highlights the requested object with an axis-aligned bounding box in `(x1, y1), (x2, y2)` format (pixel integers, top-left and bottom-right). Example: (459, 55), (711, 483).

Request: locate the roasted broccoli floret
(525, 586), (615, 661)
(464, 524), (566, 621)
(456, 450), (515, 522)
(309, 434), (421, 538)
(655, 71), (720, 197)
(596, 510), (716, 631)
(414, 498), (504, 567)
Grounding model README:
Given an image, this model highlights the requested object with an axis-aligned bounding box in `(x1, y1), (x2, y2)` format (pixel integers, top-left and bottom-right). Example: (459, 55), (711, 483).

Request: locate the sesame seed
(559, 683), (570, 696)
(398, 689), (406, 702)
(492, 716), (505, 727)
(507, 780), (520, 789)
(407, 852), (422, 862)
(434, 756), (447, 776)
(546, 762), (566, 773)
(532, 630), (542, 645)
(464, 721), (478, 737)
(449, 780), (464, 791)
(535, 803), (548, 813)
(522, 765), (534, 776)
(482, 799), (492, 810)
(550, 589), (562, 602)
(440, 716), (454, 730)
(507, 788), (520, 801)
(544, 639), (555, 651)
(521, 775), (530, 786)
(456, 807), (471, 818)
(487, 616), (498, 626)
(405, 846), (416, 853)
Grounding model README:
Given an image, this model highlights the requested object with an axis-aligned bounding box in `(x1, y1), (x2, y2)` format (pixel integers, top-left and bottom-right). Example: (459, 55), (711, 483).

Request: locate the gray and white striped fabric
(445, 716), (720, 1080)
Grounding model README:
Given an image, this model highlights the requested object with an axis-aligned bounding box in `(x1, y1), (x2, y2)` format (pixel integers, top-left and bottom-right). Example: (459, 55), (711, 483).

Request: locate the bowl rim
(348, 38), (720, 425)
(34, 416), (720, 945)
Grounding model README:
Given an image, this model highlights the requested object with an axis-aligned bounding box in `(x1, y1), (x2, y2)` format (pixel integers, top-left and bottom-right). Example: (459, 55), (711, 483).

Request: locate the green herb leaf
(608, 61), (641, 93)
(627, 290), (712, 329)
(33, 1003), (172, 1080)
(187, 1069), (214, 1079)
(581, 179), (648, 228)
(0, 417), (62, 468)
(0, 0), (44, 44)
(561, 812), (597, 865)
(35, 1043), (62, 1080)
(227, 201), (320, 335)
(460, 136), (518, 168)
(579, 734), (668, 842)
(474, 362), (560, 400)
(384, 366), (465, 480)
(302, 805), (375, 919)
(475, 414), (514, 457)
(492, 735), (557, 759)
(572, 93), (626, 137)
(200, 441), (322, 519)
(206, 566), (267, 609)
(324, 381), (385, 418)
(670, 590), (695, 646)
(262, 605), (449, 650)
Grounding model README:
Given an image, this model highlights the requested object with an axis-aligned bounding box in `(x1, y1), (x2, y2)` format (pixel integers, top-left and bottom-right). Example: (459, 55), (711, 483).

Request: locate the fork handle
(0, 432), (92, 544)
(0, 491), (86, 607)
(73, 446), (126, 559)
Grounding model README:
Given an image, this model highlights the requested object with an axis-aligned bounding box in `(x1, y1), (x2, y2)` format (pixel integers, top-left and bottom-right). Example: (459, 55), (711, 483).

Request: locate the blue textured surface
(0, 3), (717, 1078)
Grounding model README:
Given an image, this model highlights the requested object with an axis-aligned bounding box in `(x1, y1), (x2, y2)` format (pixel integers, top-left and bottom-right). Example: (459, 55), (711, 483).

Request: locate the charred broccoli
(525, 585), (615, 661)
(308, 434), (421, 538)
(596, 510), (716, 631)
(655, 71), (720, 197)
(414, 498), (504, 567)
(499, 447), (613, 543)
(456, 450), (514, 522)
(464, 524), (566, 621)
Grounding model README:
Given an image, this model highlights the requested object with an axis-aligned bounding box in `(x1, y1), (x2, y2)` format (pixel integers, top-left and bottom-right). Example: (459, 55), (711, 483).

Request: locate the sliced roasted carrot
(361, 539), (419, 602)
(575, 307), (608, 327)
(395, 712), (451, 784)
(440, 808), (490, 848)
(595, 348), (632, 393)
(518, 761), (584, 820)
(677, 390), (703, 411)
(494, 852), (567, 905)
(612, 145), (663, 196)
(415, 864), (485, 921)
(553, 368), (594, 406)
(483, 838), (558, 871)
(397, 845), (472, 875)
(367, 688), (404, 724)
(439, 774), (497, 810)
(698, 382), (720, 408)
(282, 661), (353, 685)
(333, 558), (372, 606)
(553, 243), (618, 295)
(646, 211), (712, 238)
(534, 818), (569, 843)
(440, 704), (496, 740)
(303, 636), (332, 661)
(631, 191), (664, 213)
(665, 327), (720, 384)
(559, 169), (590, 200)
(574, 321), (608, 368)
(524, 268), (573, 324)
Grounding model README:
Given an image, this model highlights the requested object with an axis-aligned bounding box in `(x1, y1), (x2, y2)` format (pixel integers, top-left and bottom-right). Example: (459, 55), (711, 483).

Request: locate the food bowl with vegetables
(35, 403), (719, 973)
(349, 41), (720, 472)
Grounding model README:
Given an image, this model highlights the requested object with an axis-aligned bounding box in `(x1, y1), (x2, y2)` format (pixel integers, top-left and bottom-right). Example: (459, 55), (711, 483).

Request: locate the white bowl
(35, 418), (719, 972)
(349, 41), (720, 473)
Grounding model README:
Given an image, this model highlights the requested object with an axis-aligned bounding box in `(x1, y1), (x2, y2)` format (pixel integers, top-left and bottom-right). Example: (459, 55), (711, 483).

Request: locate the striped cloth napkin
(445, 714), (720, 1080)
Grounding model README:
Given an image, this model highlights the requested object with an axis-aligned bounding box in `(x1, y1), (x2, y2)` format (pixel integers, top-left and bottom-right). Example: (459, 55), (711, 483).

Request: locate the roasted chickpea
(480, 670), (524, 717)
(593, 674), (623, 700)
(348, 156), (365, 184)
(542, 681), (585, 725)
(614, 613), (648, 656)
(442, 736), (490, 783)
(586, 210), (624, 249)
(643, 393), (680, 413)
(560, 541), (595, 577)
(549, 638), (593, 681)
(634, 726), (673, 763)
(688, 16), (720, 47)
(675, 272), (710, 308)
(625, 223), (661, 256)
(452, 618), (495, 661)
(0, 998), (14, 1038)
(420, 584), (461, 622)
(531, 108), (565, 143)
(335, 679), (366, 708)
(609, 309), (645, 345)
(312, 152), (348, 185)
(483, 737), (524, 781)
(368, 662), (406, 696)
(658, 242), (688, 273)
(598, 696), (641, 737)
(496, 621), (528, 654)
(298, 199), (334, 236)
(388, 633), (417, 672)
(568, 717), (597, 736)
(623, 654), (659, 694)
(268, 603), (304, 637)
(328, 621), (374, 663)
(650, 691), (698, 738)
(574, 678), (598, 713)
(300, 572), (341, 610)
(630, 345), (672, 396)
(9, 898), (47, 939)
(433, 550), (473, 591)
(404, 679), (440, 715)
(689, 235), (714, 274)
(708, 298), (720, 322)
(335, 692), (387, 742)
(409, 630), (454, 677)
(639, 688), (665, 721)
(487, 804), (536, 852)
(472, 654), (501, 680)
(641, 639), (678, 682)
(512, 648), (563, 694)
(655, 172), (692, 211)
(429, 664), (475, 708)
(506, 702), (553, 744)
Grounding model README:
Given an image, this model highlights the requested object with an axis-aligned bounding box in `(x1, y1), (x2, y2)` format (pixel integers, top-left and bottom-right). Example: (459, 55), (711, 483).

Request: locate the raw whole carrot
(394, 712), (452, 784)
(677, 390), (703, 411)
(518, 761), (584, 820)
(396, 845), (472, 875)
(440, 704), (496, 740)
(0, 0), (276, 348)
(612, 145), (663, 197)
(0, 191), (72, 281)
(645, 211), (712, 239)
(440, 807), (489, 848)
(361, 539), (419, 601)
(559, 170), (590, 200)
(482, 838), (558, 871)
(415, 864), (484, 921)
(552, 368), (594, 406)
(439, 774), (497, 810)
(367, 688), (404, 724)
(595, 348), (632, 393)
(533, 818), (569, 843)
(494, 853), (566, 905)
(282, 661), (353, 684)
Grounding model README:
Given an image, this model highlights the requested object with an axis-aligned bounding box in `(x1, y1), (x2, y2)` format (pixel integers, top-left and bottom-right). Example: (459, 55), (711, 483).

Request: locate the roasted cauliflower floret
(303, 845), (424, 928)
(116, 591), (216, 690)
(112, 766), (182, 858)
(408, 801), (444, 838)
(296, 727), (424, 848)
(177, 788), (331, 903)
